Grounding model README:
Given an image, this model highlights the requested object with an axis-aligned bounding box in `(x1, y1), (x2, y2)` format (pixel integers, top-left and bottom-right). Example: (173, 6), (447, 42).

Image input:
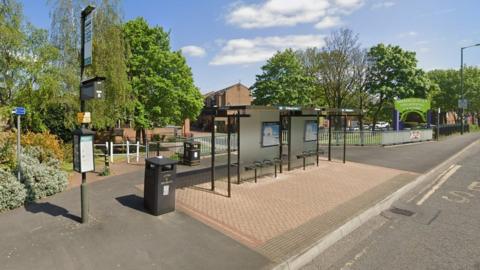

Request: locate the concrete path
(1, 171), (272, 270)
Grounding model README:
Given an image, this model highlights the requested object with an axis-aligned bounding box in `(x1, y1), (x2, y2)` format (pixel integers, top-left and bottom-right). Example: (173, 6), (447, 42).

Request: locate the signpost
(78, 5), (96, 224)
(12, 107), (26, 180)
(458, 99), (468, 109)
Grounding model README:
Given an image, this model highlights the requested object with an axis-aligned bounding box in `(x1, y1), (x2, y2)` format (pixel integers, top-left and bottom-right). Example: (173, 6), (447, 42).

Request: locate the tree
(296, 29), (367, 130)
(87, 0), (131, 129)
(251, 49), (314, 106)
(428, 67), (480, 124)
(366, 44), (434, 129)
(0, 0), (25, 106)
(48, 0), (84, 94)
(14, 24), (65, 133)
(123, 17), (203, 141)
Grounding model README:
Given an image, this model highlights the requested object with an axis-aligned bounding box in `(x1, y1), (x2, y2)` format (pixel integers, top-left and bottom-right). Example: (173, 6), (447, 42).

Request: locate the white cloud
(371, 1), (395, 9)
(335, 0), (363, 9)
(181, 45), (206, 57)
(210, 35), (326, 66)
(226, 0), (363, 29)
(315, 16), (342, 29)
(397, 31), (418, 38)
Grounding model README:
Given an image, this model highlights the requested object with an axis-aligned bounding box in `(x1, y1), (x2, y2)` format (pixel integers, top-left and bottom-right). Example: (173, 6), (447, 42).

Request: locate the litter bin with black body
(183, 141), (201, 166)
(144, 157), (178, 216)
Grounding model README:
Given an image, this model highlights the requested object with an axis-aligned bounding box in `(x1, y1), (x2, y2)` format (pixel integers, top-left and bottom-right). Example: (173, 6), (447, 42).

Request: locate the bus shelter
(208, 106), (362, 197)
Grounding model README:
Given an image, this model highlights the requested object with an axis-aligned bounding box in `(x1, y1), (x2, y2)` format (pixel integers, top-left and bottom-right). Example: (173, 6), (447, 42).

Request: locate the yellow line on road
(416, 165), (461, 206)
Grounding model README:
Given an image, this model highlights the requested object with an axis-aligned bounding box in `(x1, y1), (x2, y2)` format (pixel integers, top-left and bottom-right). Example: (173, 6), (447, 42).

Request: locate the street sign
(458, 99), (468, 109)
(12, 107), (26, 115)
(77, 112), (91, 124)
(73, 128), (95, 173)
(83, 11), (93, 67)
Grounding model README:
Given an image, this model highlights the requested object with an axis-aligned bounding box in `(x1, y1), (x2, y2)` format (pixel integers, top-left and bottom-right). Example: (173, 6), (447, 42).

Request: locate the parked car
(375, 121), (390, 130)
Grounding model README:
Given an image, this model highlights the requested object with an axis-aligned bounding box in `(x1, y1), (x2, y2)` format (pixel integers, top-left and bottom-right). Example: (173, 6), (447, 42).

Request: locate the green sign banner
(394, 98), (431, 113)
(394, 98), (431, 122)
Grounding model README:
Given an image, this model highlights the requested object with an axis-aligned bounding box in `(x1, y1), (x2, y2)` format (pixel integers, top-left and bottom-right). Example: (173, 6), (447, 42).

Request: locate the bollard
(110, 141), (114, 163)
(126, 141), (130, 163)
(136, 141), (140, 162)
(103, 147), (110, 176)
(156, 141), (160, 156)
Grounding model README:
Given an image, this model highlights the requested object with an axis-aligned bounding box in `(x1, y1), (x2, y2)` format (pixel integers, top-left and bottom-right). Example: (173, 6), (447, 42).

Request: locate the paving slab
(167, 161), (418, 263)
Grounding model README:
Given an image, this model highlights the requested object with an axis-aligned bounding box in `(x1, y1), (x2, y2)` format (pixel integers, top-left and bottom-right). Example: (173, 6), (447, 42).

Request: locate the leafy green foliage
(0, 170), (26, 211)
(0, 0), (25, 105)
(366, 44), (436, 127)
(86, 0), (132, 129)
(296, 29), (367, 110)
(252, 49), (314, 106)
(19, 146), (68, 201)
(0, 132), (16, 171)
(123, 17), (203, 130)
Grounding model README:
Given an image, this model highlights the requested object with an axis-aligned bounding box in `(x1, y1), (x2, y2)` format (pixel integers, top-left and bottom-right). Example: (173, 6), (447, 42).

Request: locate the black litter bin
(183, 141), (201, 166)
(144, 157), (178, 216)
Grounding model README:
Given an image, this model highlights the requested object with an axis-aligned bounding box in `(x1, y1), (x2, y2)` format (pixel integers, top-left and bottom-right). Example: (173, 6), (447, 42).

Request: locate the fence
(96, 129), (436, 163)
(435, 124), (469, 137)
(94, 134), (238, 163)
(381, 129), (433, 145)
(281, 130), (381, 146)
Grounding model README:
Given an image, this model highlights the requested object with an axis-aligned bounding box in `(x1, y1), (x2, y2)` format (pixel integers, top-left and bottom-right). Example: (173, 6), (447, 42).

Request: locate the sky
(19, 0), (480, 93)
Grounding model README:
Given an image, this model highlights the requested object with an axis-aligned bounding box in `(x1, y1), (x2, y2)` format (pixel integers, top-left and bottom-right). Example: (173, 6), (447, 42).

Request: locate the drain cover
(390, 207), (415, 216)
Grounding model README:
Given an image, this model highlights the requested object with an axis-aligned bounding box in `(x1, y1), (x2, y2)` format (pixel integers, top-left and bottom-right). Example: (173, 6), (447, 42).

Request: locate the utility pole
(460, 43), (480, 135)
(437, 108), (440, 141)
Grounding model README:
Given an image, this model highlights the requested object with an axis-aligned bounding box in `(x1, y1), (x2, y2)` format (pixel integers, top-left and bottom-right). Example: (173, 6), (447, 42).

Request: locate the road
(303, 137), (480, 270)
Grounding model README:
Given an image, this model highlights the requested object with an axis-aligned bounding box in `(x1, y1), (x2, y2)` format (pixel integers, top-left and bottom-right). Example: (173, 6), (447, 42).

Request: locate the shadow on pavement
(25, 202), (81, 223)
(116, 194), (148, 214)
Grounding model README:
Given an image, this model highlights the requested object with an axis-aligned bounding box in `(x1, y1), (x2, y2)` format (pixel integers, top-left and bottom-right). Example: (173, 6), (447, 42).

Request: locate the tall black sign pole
(80, 5), (95, 223)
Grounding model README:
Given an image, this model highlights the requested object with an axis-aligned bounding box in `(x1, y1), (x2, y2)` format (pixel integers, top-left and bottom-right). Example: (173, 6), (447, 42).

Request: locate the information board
(73, 134), (94, 173)
(261, 122), (280, 147)
(304, 120), (318, 142)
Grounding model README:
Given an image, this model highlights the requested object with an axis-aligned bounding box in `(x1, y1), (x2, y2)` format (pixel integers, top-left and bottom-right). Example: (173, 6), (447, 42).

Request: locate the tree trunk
(141, 128), (147, 145)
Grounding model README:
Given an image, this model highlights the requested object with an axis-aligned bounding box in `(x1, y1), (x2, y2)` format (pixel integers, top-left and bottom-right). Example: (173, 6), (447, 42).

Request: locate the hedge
(0, 170), (26, 212)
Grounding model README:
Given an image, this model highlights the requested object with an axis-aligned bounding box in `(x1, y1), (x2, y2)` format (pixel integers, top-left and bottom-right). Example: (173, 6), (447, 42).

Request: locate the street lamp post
(460, 43), (480, 135)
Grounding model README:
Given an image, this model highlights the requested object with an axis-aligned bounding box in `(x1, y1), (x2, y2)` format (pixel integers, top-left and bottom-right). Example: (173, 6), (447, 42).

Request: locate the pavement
(302, 136), (480, 270)
(1, 132), (479, 270)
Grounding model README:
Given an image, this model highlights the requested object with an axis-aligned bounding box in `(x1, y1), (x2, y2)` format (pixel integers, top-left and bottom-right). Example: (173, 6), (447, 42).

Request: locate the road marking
(468, 181), (480, 192)
(407, 164), (455, 202)
(442, 191), (474, 204)
(341, 246), (370, 270)
(416, 164), (461, 206)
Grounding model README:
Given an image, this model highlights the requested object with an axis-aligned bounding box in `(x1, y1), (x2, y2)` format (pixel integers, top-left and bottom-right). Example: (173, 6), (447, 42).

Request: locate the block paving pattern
(175, 161), (417, 254)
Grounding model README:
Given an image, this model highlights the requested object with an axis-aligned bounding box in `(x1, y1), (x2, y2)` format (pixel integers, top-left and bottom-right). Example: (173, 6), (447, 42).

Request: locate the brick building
(194, 83), (252, 131)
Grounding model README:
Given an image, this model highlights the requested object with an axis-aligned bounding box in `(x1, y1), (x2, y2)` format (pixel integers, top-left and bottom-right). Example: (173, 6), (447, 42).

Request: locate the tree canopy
(366, 43), (436, 127)
(251, 49), (314, 106)
(123, 17), (203, 134)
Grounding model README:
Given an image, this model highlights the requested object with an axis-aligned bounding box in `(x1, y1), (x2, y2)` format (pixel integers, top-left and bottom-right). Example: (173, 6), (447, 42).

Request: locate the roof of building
(204, 83), (250, 98)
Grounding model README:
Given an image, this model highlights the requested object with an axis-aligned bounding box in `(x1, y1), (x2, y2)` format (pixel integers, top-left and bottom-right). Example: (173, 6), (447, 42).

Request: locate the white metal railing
(94, 141), (143, 163)
(94, 129), (433, 163)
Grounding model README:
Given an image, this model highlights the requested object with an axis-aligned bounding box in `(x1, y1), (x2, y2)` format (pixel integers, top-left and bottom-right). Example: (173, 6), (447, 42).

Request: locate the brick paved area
(170, 161), (418, 261)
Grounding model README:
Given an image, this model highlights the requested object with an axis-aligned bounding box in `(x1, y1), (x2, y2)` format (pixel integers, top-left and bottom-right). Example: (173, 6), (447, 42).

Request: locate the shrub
(20, 146), (68, 201)
(0, 132), (17, 172)
(0, 170), (26, 211)
(21, 131), (64, 162)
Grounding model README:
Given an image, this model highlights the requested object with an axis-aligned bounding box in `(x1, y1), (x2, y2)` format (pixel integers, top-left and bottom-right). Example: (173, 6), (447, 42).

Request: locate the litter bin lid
(146, 157), (178, 166)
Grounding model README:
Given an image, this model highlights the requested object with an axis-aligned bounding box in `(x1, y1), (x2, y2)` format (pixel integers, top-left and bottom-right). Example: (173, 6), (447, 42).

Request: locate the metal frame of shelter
(207, 105), (362, 198)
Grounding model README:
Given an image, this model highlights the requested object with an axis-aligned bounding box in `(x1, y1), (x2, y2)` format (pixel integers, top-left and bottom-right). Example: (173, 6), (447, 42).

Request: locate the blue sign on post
(12, 107), (26, 115)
